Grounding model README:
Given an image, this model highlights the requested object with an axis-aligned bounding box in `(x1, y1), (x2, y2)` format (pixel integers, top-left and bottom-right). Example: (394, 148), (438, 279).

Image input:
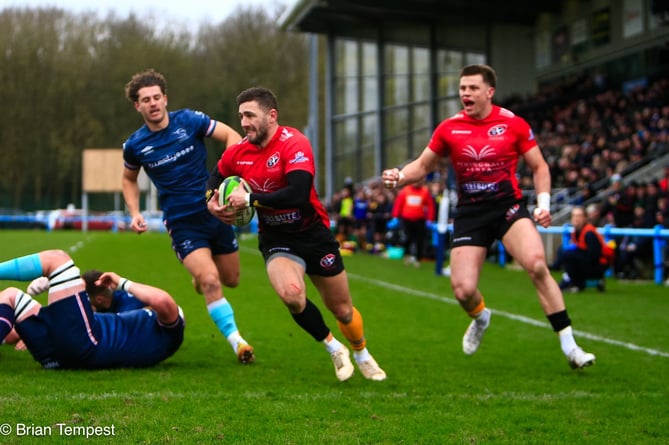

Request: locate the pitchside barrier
(2, 211), (667, 284)
(432, 224), (669, 285)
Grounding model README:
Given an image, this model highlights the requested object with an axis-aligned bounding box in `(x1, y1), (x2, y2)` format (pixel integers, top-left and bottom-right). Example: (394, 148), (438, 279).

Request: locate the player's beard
(247, 118), (270, 146)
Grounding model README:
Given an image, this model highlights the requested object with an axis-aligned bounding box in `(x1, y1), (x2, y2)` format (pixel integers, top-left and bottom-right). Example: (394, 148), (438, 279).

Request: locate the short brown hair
(236, 87), (279, 112)
(82, 269), (111, 298)
(124, 68), (168, 103)
(460, 64), (497, 88)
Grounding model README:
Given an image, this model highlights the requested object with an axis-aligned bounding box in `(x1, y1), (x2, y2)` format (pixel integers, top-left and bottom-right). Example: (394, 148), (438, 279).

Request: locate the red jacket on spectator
(392, 183), (436, 222)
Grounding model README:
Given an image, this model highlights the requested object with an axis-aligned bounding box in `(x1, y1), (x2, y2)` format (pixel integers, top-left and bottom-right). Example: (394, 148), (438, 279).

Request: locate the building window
(331, 36), (483, 191)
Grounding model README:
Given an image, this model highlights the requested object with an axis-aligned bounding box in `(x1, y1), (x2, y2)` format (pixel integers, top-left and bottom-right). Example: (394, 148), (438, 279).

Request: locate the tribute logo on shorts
(505, 203), (520, 221)
(320, 253), (337, 269)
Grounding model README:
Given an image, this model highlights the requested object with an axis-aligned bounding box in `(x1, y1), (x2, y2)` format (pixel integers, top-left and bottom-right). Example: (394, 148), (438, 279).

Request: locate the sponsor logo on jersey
(262, 210), (301, 225)
(146, 145), (194, 168)
(140, 145), (154, 154)
(279, 127), (294, 141)
(269, 246), (291, 254)
(487, 124), (507, 137)
(451, 130), (472, 135)
(320, 253), (337, 269)
(236, 160), (254, 165)
(528, 129), (535, 141)
(462, 182), (499, 194)
(289, 151), (309, 165)
(267, 153), (280, 168)
(463, 144), (496, 160)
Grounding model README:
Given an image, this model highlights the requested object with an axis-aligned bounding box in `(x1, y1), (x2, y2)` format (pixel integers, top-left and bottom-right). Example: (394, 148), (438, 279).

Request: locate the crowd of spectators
(325, 71), (669, 280)
(508, 73), (669, 196)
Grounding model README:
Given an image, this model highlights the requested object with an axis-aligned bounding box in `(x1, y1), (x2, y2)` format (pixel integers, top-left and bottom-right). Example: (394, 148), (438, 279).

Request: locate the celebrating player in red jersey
(207, 87), (386, 382)
(382, 64), (595, 370)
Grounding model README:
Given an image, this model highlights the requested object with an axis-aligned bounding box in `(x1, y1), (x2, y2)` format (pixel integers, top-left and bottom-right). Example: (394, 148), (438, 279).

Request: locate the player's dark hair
(460, 64), (497, 88)
(125, 68), (168, 102)
(82, 269), (111, 298)
(236, 87), (279, 112)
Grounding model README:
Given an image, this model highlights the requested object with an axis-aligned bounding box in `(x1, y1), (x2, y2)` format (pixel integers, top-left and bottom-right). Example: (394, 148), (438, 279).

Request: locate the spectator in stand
(641, 180), (661, 224)
(510, 75), (669, 197)
(352, 188), (370, 251)
(556, 206), (614, 292)
(367, 188), (393, 252)
(659, 165), (669, 194)
(615, 205), (655, 279)
(392, 178), (436, 267)
(585, 202), (604, 228)
(600, 176), (636, 228)
(335, 185), (354, 245)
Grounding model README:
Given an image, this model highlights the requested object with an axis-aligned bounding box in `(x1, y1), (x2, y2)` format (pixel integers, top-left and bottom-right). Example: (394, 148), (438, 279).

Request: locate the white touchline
(349, 273), (669, 359)
(238, 245), (669, 358)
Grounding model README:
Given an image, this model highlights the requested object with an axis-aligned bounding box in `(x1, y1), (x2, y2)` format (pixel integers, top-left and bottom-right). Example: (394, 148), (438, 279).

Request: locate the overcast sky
(0, 0), (293, 28)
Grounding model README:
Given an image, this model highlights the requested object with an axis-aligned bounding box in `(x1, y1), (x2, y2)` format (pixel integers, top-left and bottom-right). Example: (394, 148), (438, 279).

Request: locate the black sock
(547, 310), (571, 332)
(291, 299), (330, 342)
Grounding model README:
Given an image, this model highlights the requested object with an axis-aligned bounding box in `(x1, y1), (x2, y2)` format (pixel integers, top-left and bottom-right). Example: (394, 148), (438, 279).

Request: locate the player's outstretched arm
(210, 121), (242, 148)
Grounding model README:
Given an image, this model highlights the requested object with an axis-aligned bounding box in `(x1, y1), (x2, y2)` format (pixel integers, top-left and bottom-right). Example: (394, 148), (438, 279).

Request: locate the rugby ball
(218, 176), (255, 227)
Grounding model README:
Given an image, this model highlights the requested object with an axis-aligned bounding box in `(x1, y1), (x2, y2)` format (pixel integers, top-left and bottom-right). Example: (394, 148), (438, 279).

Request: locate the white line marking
(348, 273), (669, 358)
(241, 244), (669, 358)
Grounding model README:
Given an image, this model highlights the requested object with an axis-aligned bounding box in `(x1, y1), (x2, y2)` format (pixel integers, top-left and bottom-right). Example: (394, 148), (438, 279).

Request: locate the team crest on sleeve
(488, 124), (507, 137)
(267, 153), (280, 168)
(289, 151), (310, 165)
(320, 253), (337, 269)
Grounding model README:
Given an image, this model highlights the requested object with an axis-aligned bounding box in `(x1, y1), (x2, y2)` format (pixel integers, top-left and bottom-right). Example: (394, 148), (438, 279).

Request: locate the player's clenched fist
(382, 168), (405, 189)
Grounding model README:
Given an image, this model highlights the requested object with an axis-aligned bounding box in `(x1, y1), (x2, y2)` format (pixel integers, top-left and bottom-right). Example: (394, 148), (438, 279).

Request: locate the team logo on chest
(487, 124), (507, 137)
(267, 152), (280, 168)
(173, 128), (188, 141)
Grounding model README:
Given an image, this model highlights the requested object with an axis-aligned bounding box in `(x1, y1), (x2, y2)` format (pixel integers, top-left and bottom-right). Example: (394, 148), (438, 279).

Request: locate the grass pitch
(0, 230), (667, 444)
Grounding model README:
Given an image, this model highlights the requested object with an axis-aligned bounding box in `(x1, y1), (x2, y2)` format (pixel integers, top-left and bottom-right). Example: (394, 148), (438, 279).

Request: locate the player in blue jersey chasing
(0, 249), (184, 369)
(122, 69), (254, 364)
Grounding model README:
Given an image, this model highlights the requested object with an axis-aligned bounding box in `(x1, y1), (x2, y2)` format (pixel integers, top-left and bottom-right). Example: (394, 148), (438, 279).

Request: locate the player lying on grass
(2, 272), (146, 350)
(0, 249), (184, 369)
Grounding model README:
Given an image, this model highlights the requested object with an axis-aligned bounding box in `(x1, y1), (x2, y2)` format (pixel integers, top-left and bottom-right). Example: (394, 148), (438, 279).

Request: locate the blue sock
(208, 299), (238, 338)
(0, 303), (16, 341)
(0, 254), (43, 281)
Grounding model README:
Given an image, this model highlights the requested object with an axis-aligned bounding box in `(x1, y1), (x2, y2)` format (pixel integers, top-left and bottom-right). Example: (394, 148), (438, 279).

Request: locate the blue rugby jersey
(123, 109), (217, 220)
(108, 290), (146, 313)
(91, 309), (184, 368)
(16, 293), (184, 369)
